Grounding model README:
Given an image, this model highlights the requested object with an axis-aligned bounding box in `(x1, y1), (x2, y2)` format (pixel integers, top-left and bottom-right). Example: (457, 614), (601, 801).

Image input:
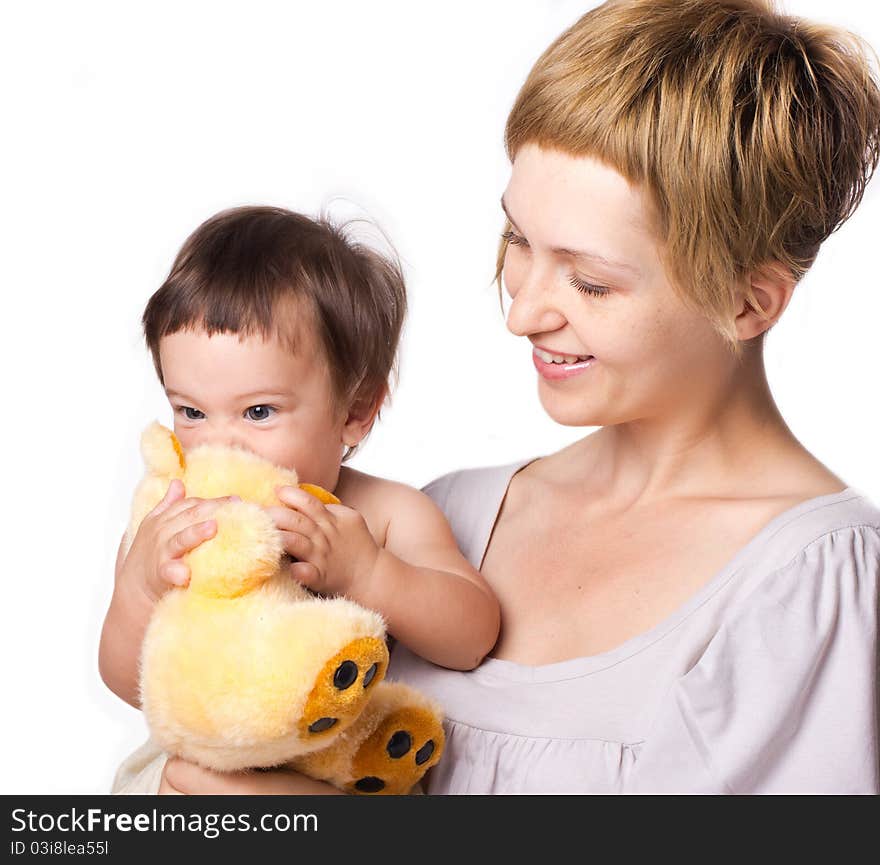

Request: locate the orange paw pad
(348, 706), (445, 795)
(299, 483), (341, 506)
(299, 637), (388, 740)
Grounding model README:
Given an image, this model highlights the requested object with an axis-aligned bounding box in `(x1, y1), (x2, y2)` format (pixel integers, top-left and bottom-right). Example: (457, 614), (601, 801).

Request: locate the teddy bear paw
(347, 702), (445, 795)
(299, 636), (389, 741)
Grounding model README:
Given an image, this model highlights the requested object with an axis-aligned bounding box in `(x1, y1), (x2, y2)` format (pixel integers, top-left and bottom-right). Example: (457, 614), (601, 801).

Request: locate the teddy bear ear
(140, 421), (186, 478)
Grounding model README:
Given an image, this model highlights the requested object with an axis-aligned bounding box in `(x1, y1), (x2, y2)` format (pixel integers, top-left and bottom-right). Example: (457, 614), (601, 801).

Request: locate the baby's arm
(271, 479), (500, 671)
(98, 480), (230, 707)
(367, 485), (500, 670)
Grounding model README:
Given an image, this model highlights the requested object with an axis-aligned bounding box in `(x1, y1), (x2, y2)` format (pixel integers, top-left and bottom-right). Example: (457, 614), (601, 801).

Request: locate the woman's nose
(505, 268), (567, 337)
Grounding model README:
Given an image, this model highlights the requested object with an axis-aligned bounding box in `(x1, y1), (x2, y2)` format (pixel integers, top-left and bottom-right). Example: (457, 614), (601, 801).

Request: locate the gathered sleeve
(626, 526), (880, 794)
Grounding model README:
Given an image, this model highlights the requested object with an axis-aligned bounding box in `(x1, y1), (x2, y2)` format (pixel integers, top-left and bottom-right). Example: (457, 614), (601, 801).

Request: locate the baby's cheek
(172, 427), (195, 451)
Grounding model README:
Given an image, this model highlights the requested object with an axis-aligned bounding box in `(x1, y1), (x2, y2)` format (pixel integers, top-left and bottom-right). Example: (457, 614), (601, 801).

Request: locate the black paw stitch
(354, 776), (386, 793)
(415, 740), (435, 765)
(363, 663), (379, 688)
(333, 660), (358, 690)
(386, 731), (412, 759)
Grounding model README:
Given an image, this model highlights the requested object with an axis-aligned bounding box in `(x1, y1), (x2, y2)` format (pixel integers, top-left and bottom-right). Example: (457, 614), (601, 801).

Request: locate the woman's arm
(160, 759), (342, 795)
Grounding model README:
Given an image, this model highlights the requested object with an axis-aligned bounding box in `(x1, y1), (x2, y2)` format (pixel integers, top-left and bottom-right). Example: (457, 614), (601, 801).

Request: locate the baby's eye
(245, 405), (276, 422)
(179, 406), (205, 421)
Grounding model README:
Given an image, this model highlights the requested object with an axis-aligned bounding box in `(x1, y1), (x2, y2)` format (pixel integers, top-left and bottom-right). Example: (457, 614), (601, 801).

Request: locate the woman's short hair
(501, 0), (880, 347)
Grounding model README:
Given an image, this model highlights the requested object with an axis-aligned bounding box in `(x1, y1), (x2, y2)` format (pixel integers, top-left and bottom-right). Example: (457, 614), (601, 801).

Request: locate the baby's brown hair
(500, 0), (880, 348)
(143, 206), (406, 457)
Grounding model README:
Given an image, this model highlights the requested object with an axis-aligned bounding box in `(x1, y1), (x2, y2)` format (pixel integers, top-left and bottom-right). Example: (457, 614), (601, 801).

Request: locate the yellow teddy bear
(126, 422), (444, 794)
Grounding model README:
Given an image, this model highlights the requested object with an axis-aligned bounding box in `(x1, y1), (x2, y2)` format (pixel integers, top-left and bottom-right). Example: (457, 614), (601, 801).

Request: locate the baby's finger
(279, 530), (316, 562)
(288, 560), (322, 590)
(276, 486), (332, 527)
(147, 479), (186, 520)
(166, 519), (217, 558)
(158, 559), (190, 587)
(176, 497), (226, 518)
(265, 505), (319, 537)
(159, 495), (208, 523)
(162, 498), (226, 532)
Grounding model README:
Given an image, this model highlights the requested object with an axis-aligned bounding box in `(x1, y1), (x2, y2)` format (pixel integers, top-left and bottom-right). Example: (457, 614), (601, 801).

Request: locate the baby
(99, 206), (501, 790)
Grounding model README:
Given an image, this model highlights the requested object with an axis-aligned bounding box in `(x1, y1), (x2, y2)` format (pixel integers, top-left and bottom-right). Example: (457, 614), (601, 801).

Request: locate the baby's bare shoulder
(337, 468), (445, 537)
(336, 466), (416, 503)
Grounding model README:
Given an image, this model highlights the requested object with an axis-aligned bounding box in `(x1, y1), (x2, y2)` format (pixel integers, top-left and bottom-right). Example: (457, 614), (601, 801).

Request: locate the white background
(2, 1), (878, 793)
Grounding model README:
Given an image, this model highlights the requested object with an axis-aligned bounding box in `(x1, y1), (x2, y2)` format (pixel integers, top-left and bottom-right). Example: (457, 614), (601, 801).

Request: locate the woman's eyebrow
(500, 196), (641, 277)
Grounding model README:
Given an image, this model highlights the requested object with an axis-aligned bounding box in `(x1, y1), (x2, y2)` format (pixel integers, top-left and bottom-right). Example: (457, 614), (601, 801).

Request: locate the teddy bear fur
(127, 422), (444, 794)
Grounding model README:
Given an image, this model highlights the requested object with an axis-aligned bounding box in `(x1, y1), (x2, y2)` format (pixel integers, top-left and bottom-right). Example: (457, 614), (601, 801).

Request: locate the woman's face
(501, 143), (738, 428)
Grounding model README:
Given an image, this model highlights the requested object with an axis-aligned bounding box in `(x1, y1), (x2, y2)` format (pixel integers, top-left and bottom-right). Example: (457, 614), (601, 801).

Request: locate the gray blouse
(389, 461), (880, 794)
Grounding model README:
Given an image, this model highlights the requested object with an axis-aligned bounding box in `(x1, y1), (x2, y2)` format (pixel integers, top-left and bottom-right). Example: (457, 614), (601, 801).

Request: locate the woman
(151, 0), (880, 794)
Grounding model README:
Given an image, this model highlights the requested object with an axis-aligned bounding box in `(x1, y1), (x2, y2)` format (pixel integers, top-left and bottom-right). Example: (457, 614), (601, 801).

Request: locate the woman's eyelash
(501, 229), (528, 247)
(502, 230), (610, 297)
(569, 275), (610, 298)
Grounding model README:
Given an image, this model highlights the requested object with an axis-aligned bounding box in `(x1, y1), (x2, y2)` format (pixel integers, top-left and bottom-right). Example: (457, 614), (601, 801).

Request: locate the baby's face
(159, 326), (350, 491)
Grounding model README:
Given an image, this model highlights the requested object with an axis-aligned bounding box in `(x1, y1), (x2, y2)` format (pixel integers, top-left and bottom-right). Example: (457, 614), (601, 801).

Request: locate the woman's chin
(537, 389), (611, 428)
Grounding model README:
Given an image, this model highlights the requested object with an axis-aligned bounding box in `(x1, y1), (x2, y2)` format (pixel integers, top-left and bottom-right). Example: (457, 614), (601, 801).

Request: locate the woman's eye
(245, 405), (276, 422)
(501, 229), (529, 248)
(569, 275), (611, 298)
(179, 406), (205, 420)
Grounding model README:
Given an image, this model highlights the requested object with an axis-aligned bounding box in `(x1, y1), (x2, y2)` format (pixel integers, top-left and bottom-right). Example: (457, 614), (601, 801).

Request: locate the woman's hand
(159, 758), (342, 795)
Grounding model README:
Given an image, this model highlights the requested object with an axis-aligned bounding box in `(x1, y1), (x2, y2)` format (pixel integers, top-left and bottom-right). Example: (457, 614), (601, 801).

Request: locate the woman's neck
(561, 346), (835, 507)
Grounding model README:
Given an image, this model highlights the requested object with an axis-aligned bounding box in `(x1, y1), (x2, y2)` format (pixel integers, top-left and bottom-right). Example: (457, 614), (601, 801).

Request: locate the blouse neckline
(475, 461), (861, 684)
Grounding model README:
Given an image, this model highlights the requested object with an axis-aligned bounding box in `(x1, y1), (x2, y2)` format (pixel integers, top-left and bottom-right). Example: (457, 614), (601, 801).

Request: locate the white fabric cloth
(388, 461), (880, 794)
(111, 738), (166, 795)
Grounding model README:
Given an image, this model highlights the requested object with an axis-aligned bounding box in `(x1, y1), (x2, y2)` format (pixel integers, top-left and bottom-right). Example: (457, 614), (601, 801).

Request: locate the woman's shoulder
(704, 488), (880, 675)
(744, 486), (880, 577)
(421, 458), (537, 509)
(717, 487), (879, 626)
(420, 458), (537, 567)
(630, 490), (880, 793)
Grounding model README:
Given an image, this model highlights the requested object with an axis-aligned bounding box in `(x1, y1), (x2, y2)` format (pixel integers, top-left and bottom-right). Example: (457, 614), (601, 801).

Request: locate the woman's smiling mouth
(531, 346), (596, 380)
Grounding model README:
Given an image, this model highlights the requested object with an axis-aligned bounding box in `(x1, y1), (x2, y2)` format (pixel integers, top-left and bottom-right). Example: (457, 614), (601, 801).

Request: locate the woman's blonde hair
(500, 0), (880, 348)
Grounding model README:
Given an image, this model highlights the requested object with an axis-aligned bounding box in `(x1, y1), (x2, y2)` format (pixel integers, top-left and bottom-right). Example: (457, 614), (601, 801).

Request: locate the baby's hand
(266, 486), (380, 597)
(120, 479), (236, 603)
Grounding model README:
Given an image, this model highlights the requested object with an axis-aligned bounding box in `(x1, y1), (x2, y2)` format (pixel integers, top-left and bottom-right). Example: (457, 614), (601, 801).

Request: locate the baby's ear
(140, 422), (186, 478)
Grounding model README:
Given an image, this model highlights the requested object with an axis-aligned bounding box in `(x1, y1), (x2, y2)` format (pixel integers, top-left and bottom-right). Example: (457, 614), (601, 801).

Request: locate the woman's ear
(735, 263), (797, 341)
(340, 386), (387, 448)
